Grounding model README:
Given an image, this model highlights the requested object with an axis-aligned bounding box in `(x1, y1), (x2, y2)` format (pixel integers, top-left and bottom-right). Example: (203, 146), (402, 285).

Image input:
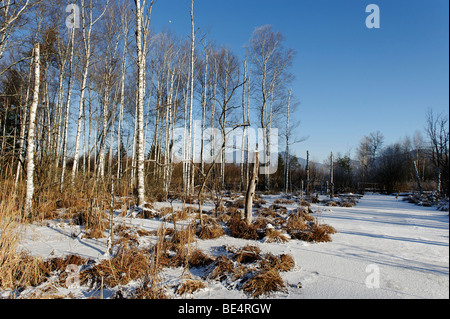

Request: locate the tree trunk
(285, 89), (291, 193)
(24, 43), (40, 216)
(187, 0), (196, 196)
(245, 151), (259, 225)
(135, 0), (152, 206)
(306, 150), (310, 195)
(330, 152), (334, 198)
(60, 27), (76, 191)
(413, 160), (423, 194)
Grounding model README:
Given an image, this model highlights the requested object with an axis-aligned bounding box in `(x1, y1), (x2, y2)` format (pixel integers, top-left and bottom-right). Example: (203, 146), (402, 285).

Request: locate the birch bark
(24, 43), (40, 216)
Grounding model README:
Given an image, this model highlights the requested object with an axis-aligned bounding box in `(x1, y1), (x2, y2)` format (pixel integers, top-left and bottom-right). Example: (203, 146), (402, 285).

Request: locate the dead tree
(245, 151), (259, 225)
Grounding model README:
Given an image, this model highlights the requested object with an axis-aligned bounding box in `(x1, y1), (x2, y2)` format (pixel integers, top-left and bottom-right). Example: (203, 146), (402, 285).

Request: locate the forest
(1, 0), (448, 215)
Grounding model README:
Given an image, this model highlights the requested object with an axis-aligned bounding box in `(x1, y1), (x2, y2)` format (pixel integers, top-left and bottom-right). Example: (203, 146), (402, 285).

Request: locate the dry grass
(188, 249), (215, 268)
(132, 278), (168, 299)
(81, 243), (152, 288)
(176, 280), (206, 295)
(196, 221), (225, 239)
(242, 269), (287, 298)
(264, 228), (289, 243)
(0, 180), (337, 298)
(340, 200), (356, 207)
(286, 213), (308, 232)
(257, 207), (278, 218)
(231, 245), (261, 264)
(260, 253), (295, 272)
(0, 189), (49, 291)
(227, 210), (259, 240)
(208, 255), (235, 281)
(274, 198), (294, 205)
(299, 200), (311, 207)
(327, 201), (338, 207)
(290, 223), (337, 243)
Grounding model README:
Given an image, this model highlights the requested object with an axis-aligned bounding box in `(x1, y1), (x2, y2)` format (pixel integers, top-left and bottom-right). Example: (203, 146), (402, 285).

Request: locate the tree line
(289, 115), (448, 198)
(0, 0), (300, 217)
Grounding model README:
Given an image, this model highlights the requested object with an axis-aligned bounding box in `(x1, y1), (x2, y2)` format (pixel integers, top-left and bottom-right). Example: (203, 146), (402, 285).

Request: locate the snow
(12, 194), (450, 299)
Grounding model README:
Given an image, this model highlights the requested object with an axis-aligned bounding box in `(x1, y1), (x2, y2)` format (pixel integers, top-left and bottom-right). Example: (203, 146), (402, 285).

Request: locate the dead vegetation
(242, 269), (287, 298)
(176, 280), (206, 295)
(0, 185), (339, 299)
(202, 245), (295, 298)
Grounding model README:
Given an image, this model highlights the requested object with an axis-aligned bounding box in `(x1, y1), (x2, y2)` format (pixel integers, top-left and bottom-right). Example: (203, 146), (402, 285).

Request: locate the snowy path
(279, 194), (449, 299)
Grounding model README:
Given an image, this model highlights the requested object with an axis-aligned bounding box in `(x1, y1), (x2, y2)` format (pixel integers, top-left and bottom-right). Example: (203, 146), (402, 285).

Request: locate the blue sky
(149, 0), (449, 163)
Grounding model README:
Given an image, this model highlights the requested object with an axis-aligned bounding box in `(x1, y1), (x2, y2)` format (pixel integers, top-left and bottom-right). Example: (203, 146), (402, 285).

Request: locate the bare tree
(247, 25), (295, 190)
(71, 0), (110, 183)
(0, 0), (33, 60)
(134, 0), (153, 206)
(357, 130), (384, 186)
(425, 109), (449, 197)
(245, 151), (258, 224)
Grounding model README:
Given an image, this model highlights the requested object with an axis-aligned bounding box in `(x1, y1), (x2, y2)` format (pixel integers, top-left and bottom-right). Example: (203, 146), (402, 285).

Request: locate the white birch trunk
(240, 60), (247, 191)
(187, 0), (196, 196)
(135, 0), (152, 206)
(60, 27), (76, 191)
(245, 152), (259, 225)
(117, 38), (128, 180)
(15, 64), (33, 187)
(72, 0), (109, 182)
(25, 43), (40, 216)
(285, 89), (291, 193)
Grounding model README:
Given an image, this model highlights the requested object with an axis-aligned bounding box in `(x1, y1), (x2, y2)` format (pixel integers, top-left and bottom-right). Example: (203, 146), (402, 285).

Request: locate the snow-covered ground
(12, 194), (449, 299)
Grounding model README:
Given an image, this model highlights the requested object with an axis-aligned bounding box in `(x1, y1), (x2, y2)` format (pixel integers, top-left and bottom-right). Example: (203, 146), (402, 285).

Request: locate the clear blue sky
(149, 0), (449, 163)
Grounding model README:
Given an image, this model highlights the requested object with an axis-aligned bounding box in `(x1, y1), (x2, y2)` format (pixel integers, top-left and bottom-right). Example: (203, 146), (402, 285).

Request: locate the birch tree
(24, 42), (40, 216)
(425, 109), (449, 197)
(134, 0), (153, 206)
(0, 0), (33, 61)
(72, 0), (109, 183)
(116, 1), (131, 181)
(248, 25), (295, 190)
(59, 25), (75, 191)
(284, 89), (291, 193)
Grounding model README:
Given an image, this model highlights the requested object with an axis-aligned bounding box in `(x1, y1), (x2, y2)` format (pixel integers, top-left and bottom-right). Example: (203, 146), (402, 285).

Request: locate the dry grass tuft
(274, 198), (294, 205)
(0, 251), (48, 290)
(45, 254), (90, 274)
(231, 245), (261, 264)
(286, 213), (308, 233)
(132, 278), (168, 299)
(340, 200), (356, 207)
(242, 269), (287, 298)
(188, 249), (215, 268)
(81, 243), (151, 288)
(290, 223), (336, 243)
(327, 201), (338, 207)
(176, 279), (206, 295)
(0, 191), (49, 291)
(208, 255), (234, 281)
(264, 228), (289, 243)
(227, 211), (259, 240)
(260, 253), (295, 272)
(196, 219), (225, 240)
